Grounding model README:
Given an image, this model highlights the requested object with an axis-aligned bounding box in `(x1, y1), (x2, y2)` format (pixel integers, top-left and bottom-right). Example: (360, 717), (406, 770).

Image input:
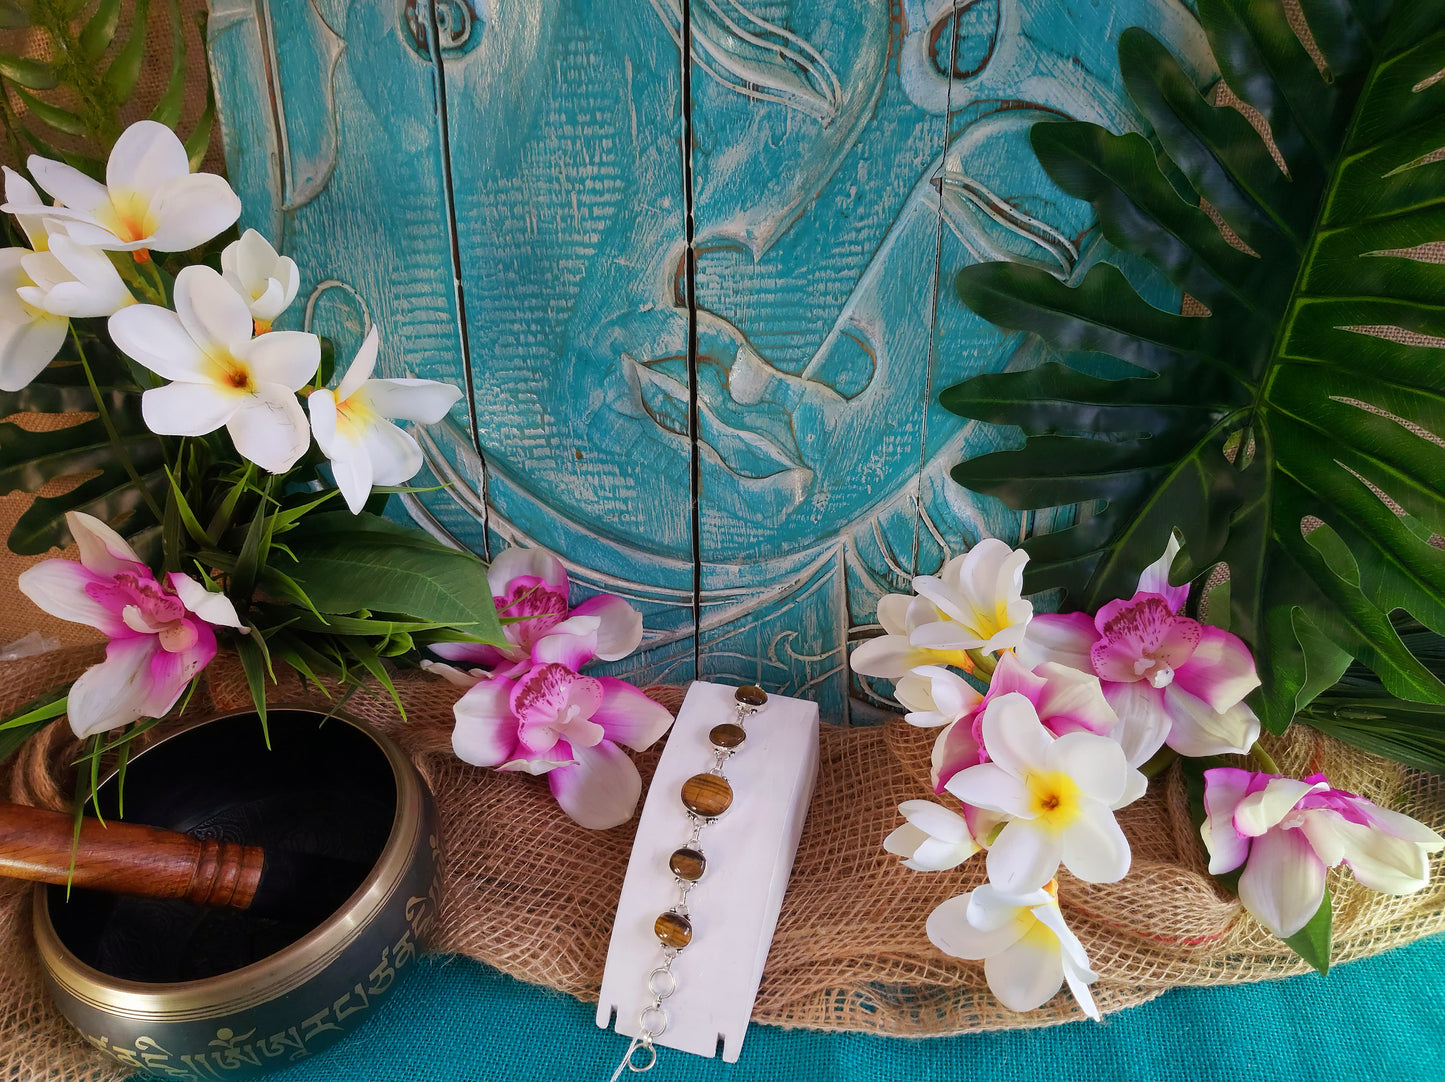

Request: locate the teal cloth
(132, 934), (1445, 1082)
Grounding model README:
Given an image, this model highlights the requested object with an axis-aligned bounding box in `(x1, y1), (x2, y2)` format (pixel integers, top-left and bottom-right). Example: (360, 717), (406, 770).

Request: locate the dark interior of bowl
(46, 710), (396, 983)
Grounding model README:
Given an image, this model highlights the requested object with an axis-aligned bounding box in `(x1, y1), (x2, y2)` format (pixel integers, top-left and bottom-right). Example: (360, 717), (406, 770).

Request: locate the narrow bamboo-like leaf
(11, 85), (88, 137)
(81, 0), (124, 58)
(231, 477), (273, 602)
(162, 465), (214, 546)
(236, 627), (273, 747)
(0, 686), (70, 731)
(148, 0), (186, 128)
(103, 0), (151, 100)
(347, 637), (405, 720)
(0, 54), (58, 90)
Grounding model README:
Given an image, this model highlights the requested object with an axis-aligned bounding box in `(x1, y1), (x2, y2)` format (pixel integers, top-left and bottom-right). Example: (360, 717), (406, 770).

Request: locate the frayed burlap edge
(0, 647), (1442, 1082)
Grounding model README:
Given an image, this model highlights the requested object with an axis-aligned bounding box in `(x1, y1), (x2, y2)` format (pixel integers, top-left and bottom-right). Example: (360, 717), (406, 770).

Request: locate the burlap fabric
(0, 645), (1441, 1081)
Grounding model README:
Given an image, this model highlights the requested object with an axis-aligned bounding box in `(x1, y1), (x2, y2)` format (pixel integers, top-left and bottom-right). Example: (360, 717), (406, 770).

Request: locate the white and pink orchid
(930, 651), (1119, 795)
(108, 264), (320, 474)
(449, 656), (673, 830)
(1019, 537), (1261, 765)
(3, 121), (240, 257)
(1201, 768), (1445, 938)
(946, 691), (1146, 892)
(429, 547), (643, 681)
(884, 800), (980, 871)
(926, 880), (1101, 1019)
(307, 326), (462, 514)
(16, 512), (244, 738)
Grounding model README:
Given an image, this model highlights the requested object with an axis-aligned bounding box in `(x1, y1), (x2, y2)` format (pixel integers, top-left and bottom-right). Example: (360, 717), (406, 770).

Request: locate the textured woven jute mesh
(0, 647), (1441, 1081)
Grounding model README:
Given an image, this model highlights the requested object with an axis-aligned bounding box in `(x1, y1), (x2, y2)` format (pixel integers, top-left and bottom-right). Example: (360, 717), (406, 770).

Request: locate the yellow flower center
(97, 189), (159, 244)
(205, 352), (255, 394)
(335, 389), (376, 436)
(1026, 771), (1083, 830)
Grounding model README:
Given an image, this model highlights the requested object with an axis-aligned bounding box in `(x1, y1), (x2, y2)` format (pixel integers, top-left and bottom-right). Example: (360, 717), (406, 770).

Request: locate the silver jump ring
(627, 1042), (657, 1073)
(639, 1006), (669, 1038)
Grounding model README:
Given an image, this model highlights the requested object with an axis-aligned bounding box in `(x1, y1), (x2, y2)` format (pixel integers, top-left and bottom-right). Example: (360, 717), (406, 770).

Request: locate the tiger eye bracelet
(611, 684), (769, 1078)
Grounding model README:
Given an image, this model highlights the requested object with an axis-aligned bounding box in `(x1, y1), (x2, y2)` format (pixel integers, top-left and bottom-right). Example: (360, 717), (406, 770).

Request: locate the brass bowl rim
(33, 703), (429, 1021)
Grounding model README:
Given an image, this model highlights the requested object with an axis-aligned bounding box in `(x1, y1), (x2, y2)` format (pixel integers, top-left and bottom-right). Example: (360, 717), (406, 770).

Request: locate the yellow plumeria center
(98, 189), (159, 244)
(335, 389), (376, 436)
(1026, 771), (1083, 830)
(205, 351), (255, 394)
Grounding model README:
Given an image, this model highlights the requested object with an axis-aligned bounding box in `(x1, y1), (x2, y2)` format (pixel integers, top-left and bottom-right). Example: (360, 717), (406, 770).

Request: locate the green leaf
(347, 636), (405, 720)
(148, 0), (186, 128)
(941, 1), (1445, 737)
(282, 512), (504, 641)
(81, 0), (124, 58)
(11, 85), (88, 137)
(231, 476), (274, 602)
(0, 54), (58, 90)
(162, 465), (214, 546)
(8, 464), (166, 554)
(236, 626), (274, 748)
(0, 684), (69, 733)
(103, 0), (150, 101)
(1282, 887), (1332, 975)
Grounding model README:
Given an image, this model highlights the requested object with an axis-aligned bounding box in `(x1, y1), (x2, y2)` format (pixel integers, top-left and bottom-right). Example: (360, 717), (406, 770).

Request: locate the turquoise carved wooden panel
(207, 0), (1212, 720)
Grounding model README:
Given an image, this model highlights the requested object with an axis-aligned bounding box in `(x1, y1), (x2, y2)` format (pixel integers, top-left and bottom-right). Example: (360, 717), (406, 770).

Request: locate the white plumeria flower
(3, 121), (239, 257)
(851, 593), (979, 678)
(3, 166), (59, 252)
(926, 881), (1101, 1019)
(910, 539), (1034, 655)
(221, 229), (299, 328)
(946, 691), (1146, 892)
(895, 664), (982, 727)
(0, 168), (75, 391)
(884, 800), (980, 870)
(308, 326), (463, 514)
(108, 265), (320, 474)
(17, 235), (133, 318)
(0, 247), (68, 391)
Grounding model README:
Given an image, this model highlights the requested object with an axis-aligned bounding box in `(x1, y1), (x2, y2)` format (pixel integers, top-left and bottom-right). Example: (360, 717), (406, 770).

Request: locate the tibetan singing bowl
(33, 707), (441, 1081)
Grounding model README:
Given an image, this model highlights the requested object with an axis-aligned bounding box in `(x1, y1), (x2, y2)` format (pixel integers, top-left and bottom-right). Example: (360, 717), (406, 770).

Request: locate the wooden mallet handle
(0, 802), (264, 909)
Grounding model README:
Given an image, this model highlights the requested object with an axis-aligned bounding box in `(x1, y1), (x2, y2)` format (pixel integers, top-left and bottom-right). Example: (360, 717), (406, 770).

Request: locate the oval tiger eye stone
(735, 684), (768, 707)
(680, 773), (733, 818)
(654, 910), (693, 949)
(709, 723), (746, 750)
(669, 847), (706, 882)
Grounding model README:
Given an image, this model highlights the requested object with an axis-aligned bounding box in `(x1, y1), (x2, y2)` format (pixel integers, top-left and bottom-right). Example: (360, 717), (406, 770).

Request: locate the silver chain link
(609, 695), (760, 1078)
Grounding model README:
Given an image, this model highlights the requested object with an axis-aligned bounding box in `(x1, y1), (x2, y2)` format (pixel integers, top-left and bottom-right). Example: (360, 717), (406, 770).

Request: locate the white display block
(596, 681), (819, 1063)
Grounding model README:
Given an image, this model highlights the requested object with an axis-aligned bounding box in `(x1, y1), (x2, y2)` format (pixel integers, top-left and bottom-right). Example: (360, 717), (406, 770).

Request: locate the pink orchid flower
(448, 633), (673, 828)
(430, 546), (642, 680)
(1201, 768), (1444, 938)
(17, 511), (244, 738)
(1018, 536), (1261, 765)
(930, 651), (1119, 795)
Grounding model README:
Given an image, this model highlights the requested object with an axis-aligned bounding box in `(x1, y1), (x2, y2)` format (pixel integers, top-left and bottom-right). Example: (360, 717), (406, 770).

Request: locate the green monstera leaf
(941, 0), (1445, 735)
